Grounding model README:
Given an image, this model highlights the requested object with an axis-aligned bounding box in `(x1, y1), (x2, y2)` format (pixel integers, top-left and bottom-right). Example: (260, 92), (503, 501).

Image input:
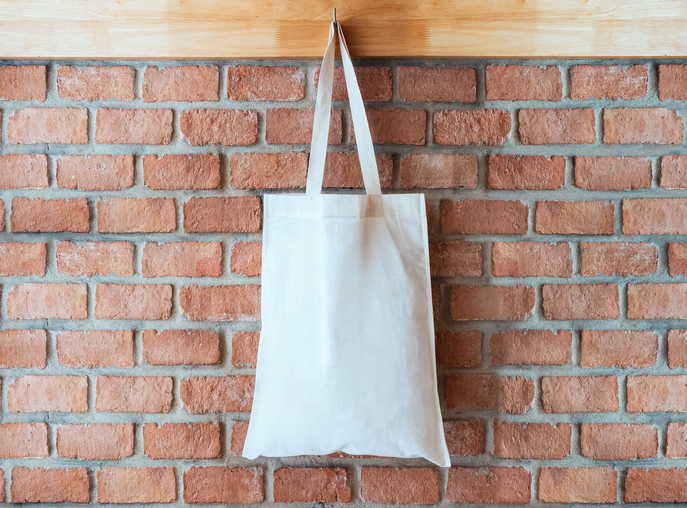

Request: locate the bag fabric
(242, 21), (450, 467)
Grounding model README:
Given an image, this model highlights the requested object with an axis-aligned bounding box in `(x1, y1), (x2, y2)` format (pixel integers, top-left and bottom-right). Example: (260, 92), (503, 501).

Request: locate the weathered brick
(444, 421), (484, 456)
(0, 423), (48, 458)
(56, 241), (134, 276)
(180, 109), (258, 146)
(491, 330), (572, 366)
(659, 64), (687, 99)
(180, 285), (260, 321)
(143, 329), (220, 365)
(627, 375), (687, 412)
(542, 376), (619, 413)
(0, 154), (48, 188)
(581, 242), (657, 276)
(581, 330), (658, 368)
(536, 200), (615, 234)
(322, 152), (393, 188)
(274, 468), (351, 503)
(400, 66), (476, 102)
(493, 422), (571, 459)
(624, 198), (687, 234)
(571, 64), (648, 100)
(266, 108), (341, 145)
(488, 154), (565, 190)
(180, 376), (255, 413)
(361, 468), (438, 504)
(184, 196), (261, 233)
(625, 468), (687, 503)
(9, 108), (87, 144)
(670, 243), (687, 275)
(143, 65), (218, 101)
(144, 153), (221, 189)
(97, 197), (176, 233)
(542, 284), (619, 320)
(604, 107), (683, 144)
(0, 329), (46, 368)
(229, 65), (305, 101)
(441, 200), (528, 234)
(231, 241), (262, 277)
(436, 332), (482, 368)
(539, 467), (617, 503)
(183, 467), (263, 503)
(56, 424), (134, 460)
(7, 283), (87, 320)
(401, 154), (478, 189)
(575, 156), (652, 190)
(492, 241), (572, 277)
(486, 64), (561, 101)
(230, 421), (249, 455)
(451, 285), (535, 321)
(231, 152), (307, 188)
(662, 155), (687, 188)
(669, 329), (687, 368)
(11, 197), (89, 233)
(445, 375), (534, 414)
(667, 423), (687, 458)
(57, 65), (134, 101)
(447, 467), (531, 504)
(316, 66), (392, 101)
(581, 424), (657, 460)
(56, 155), (134, 190)
(11, 468), (89, 503)
(519, 108), (595, 144)
(143, 242), (221, 277)
(95, 284), (172, 320)
(96, 108), (173, 144)
(232, 332), (259, 368)
(429, 241), (482, 277)
(56, 330), (134, 368)
(144, 422), (220, 459)
(435, 109), (510, 145)
(628, 283), (687, 319)
(97, 467), (176, 503)
(96, 376), (173, 413)
(8, 375), (87, 412)
(0, 243), (46, 276)
(0, 65), (46, 100)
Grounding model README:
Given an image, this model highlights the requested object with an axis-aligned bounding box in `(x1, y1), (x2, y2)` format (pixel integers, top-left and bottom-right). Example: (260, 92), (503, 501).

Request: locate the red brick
(56, 154), (134, 190)
(519, 108), (595, 144)
(322, 152), (393, 188)
(543, 284), (619, 320)
(0, 65), (46, 100)
(628, 375), (687, 412)
(183, 467), (263, 503)
(667, 423), (687, 458)
(180, 285), (260, 321)
(7, 283), (87, 320)
(669, 329), (687, 368)
(232, 331), (259, 368)
(444, 421), (484, 456)
(450, 285), (535, 321)
(315, 66), (392, 101)
(571, 64), (648, 100)
(604, 107), (683, 144)
(57, 65), (134, 101)
(0, 329), (46, 368)
(8, 375), (87, 412)
(0, 423), (48, 458)
(97, 197), (175, 233)
(435, 109), (510, 145)
(144, 422), (220, 459)
(9, 108), (87, 144)
(539, 467), (617, 503)
(624, 198), (687, 234)
(231, 241), (261, 277)
(581, 242), (657, 276)
(0, 154), (47, 188)
(56, 330), (134, 368)
(352, 109), (424, 145)
(493, 422), (571, 459)
(96, 376), (172, 413)
(361, 468), (438, 504)
(575, 156), (652, 190)
(96, 108), (172, 144)
(445, 375), (534, 414)
(143, 65), (218, 101)
(95, 284), (172, 320)
(488, 154), (565, 190)
(230, 421), (249, 455)
(11, 197), (89, 233)
(625, 468), (687, 503)
(56, 424), (134, 460)
(144, 153), (220, 189)
(447, 467), (531, 504)
(274, 468), (351, 503)
(11, 468), (89, 503)
(401, 154), (478, 189)
(267, 108), (341, 144)
(180, 376), (254, 413)
(56, 241), (134, 276)
(184, 196), (261, 233)
(0, 243), (46, 276)
(429, 241), (482, 277)
(659, 64), (687, 99)
(180, 109), (258, 145)
(542, 376), (618, 413)
(491, 329), (572, 366)
(581, 424), (657, 460)
(143, 329), (220, 365)
(400, 66), (476, 102)
(581, 330), (658, 368)
(662, 155), (687, 188)
(536, 200), (614, 235)
(670, 243), (687, 275)
(628, 283), (687, 319)
(229, 65), (305, 100)
(0, 199), (4, 231)
(231, 152), (307, 188)
(441, 200), (528, 234)
(97, 467), (176, 504)
(492, 241), (572, 277)
(432, 284), (440, 317)
(143, 241), (221, 277)
(436, 331), (482, 368)
(486, 64), (561, 101)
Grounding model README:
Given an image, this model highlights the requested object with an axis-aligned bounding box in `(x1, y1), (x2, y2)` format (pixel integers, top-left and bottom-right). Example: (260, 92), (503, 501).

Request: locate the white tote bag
(242, 21), (450, 467)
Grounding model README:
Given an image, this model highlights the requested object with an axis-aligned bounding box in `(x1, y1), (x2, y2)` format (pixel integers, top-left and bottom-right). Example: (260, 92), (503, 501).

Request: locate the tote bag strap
(305, 21), (382, 196)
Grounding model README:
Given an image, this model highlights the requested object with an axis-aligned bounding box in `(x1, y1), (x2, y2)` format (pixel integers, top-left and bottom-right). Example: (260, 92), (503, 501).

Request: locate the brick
(7, 283), (87, 320)
(400, 66), (476, 102)
(57, 65), (134, 101)
(229, 65), (305, 100)
(11, 468), (89, 503)
(670, 243), (687, 275)
(231, 152), (307, 188)
(8, 375), (87, 412)
(491, 329), (572, 366)
(660, 64), (687, 99)
(667, 423), (687, 457)
(266, 108), (341, 144)
(604, 107), (683, 144)
(144, 153), (220, 190)
(361, 468), (438, 504)
(539, 467), (617, 503)
(436, 331), (482, 368)
(143, 241), (221, 277)
(493, 422), (571, 459)
(0, 65), (46, 100)
(97, 197), (176, 233)
(184, 196), (261, 233)
(232, 331), (259, 368)
(488, 154), (565, 190)
(274, 468), (351, 503)
(143, 65), (218, 101)
(0, 154), (47, 188)
(180, 376), (255, 413)
(323, 152), (393, 188)
(56, 330), (134, 368)
(143, 329), (220, 365)
(97, 467), (175, 504)
(96, 376), (173, 413)
(486, 64), (561, 101)
(353, 109), (425, 145)
(450, 285), (535, 321)
(662, 155), (687, 188)
(581, 242), (657, 276)
(434, 109), (510, 145)
(183, 467), (263, 503)
(575, 156), (652, 190)
(581, 424), (657, 460)
(180, 285), (260, 321)
(542, 284), (619, 320)
(429, 241), (482, 277)
(581, 330), (658, 368)
(11, 197), (89, 233)
(0, 243), (46, 276)
(9, 108), (87, 144)
(444, 421), (484, 456)
(315, 66), (392, 101)
(536, 200), (614, 235)
(571, 64), (648, 100)
(144, 422), (220, 459)
(56, 241), (134, 276)
(181, 109), (258, 145)
(542, 376), (618, 413)
(96, 108), (172, 144)
(432, 284), (440, 317)
(628, 283), (687, 319)
(624, 198), (687, 234)
(445, 375), (534, 414)
(447, 467), (531, 504)
(625, 468), (687, 503)
(0, 329), (46, 368)
(56, 154), (134, 190)
(230, 421), (249, 455)
(0, 423), (48, 458)
(95, 284), (172, 320)
(492, 241), (572, 277)
(401, 154), (478, 189)
(441, 200), (528, 234)
(56, 424), (134, 460)
(627, 375), (687, 412)
(231, 241), (262, 277)
(669, 329), (687, 368)
(519, 108), (595, 144)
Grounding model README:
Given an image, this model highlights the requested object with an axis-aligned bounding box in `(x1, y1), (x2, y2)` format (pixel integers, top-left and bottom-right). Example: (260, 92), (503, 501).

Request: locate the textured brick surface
(539, 467), (617, 503)
(9, 108), (88, 144)
(143, 329), (221, 365)
(580, 330), (658, 368)
(490, 330), (572, 365)
(575, 156), (652, 190)
(542, 376), (619, 413)
(143, 422), (221, 459)
(56, 330), (134, 368)
(542, 284), (619, 320)
(400, 66), (476, 102)
(361, 468), (438, 504)
(143, 153), (221, 190)
(519, 108), (595, 144)
(0, 329), (46, 368)
(180, 376), (255, 413)
(8, 283), (88, 320)
(229, 66), (305, 101)
(442, 200), (528, 234)
(11, 467), (90, 503)
(97, 467), (176, 503)
(11, 197), (89, 232)
(273, 468), (351, 502)
(0, 243), (47, 276)
(56, 241), (134, 276)
(97, 197), (176, 233)
(492, 241), (572, 277)
(232, 331), (260, 368)
(143, 65), (219, 102)
(8, 375), (88, 413)
(493, 422), (571, 459)
(436, 332), (482, 368)
(486, 64), (562, 101)
(180, 109), (258, 145)
(604, 108), (683, 144)
(445, 375), (535, 414)
(316, 66), (393, 101)
(183, 196), (261, 233)
(142, 241), (222, 277)
(580, 242), (657, 276)
(571, 64), (648, 100)
(0, 153), (48, 188)
(447, 467), (531, 504)
(0, 423), (48, 458)
(625, 468), (687, 503)
(267, 108), (341, 144)
(451, 285), (535, 321)
(401, 154), (478, 189)
(536, 200), (615, 234)
(57, 65), (134, 101)
(96, 108), (173, 144)
(56, 424), (134, 460)
(183, 467), (263, 503)
(580, 424), (657, 460)
(435, 109), (511, 145)
(96, 376), (173, 413)
(488, 154), (565, 190)
(57, 154), (134, 190)
(0, 65), (46, 100)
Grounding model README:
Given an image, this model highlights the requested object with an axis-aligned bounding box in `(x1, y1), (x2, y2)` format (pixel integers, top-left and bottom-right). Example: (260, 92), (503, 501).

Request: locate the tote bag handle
(305, 21), (383, 196)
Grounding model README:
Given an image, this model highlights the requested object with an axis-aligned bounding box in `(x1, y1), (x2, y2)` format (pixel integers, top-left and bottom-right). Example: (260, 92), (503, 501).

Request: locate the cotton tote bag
(242, 21), (450, 467)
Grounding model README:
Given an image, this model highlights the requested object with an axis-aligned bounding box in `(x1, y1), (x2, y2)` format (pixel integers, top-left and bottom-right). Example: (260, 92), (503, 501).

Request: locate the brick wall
(0, 59), (687, 504)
